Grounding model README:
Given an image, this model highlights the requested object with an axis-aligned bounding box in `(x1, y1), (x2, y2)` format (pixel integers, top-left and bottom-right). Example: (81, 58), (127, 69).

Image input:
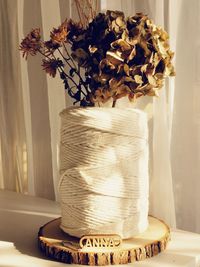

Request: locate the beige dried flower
(20, 11), (175, 107)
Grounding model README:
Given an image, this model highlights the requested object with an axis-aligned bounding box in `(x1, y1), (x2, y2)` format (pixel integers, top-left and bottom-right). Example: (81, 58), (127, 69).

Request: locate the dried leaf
(124, 64), (130, 75)
(140, 39), (151, 56)
(111, 39), (131, 51)
(147, 75), (157, 87)
(109, 78), (121, 89)
(134, 75), (143, 84)
(106, 51), (124, 64)
(157, 39), (168, 57)
(165, 64), (175, 76)
(99, 58), (116, 71)
(159, 28), (169, 41)
(124, 76), (135, 82)
(128, 46), (136, 61)
(147, 88), (159, 96)
(141, 64), (148, 72)
(99, 73), (111, 83)
(89, 45), (98, 53)
(155, 73), (164, 80)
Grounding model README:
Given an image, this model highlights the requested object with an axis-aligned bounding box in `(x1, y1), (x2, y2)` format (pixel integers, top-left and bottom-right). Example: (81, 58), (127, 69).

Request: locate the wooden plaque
(38, 216), (170, 265)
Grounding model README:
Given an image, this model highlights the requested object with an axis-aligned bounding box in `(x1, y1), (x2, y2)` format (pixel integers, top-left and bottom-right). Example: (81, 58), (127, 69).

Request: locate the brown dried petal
(129, 66), (142, 76)
(117, 64), (124, 74)
(124, 76), (135, 83)
(160, 29), (169, 40)
(99, 59), (116, 76)
(134, 75), (143, 84)
(116, 17), (125, 27)
(124, 64), (130, 75)
(156, 79), (164, 88)
(146, 64), (155, 75)
(151, 53), (161, 66)
(99, 73), (111, 83)
(155, 73), (164, 80)
(141, 64), (148, 73)
(106, 51), (124, 65)
(146, 19), (153, 27)
(113, 85), (130, 100)
(89, 45), (98, 54)
(147, 88), (159, 96)
(93, 88), (112, 103)
(128, 46), (136, 61)
(111, 21), (120, 33)
(109, 78), (122, 90)
(128, 91), (144, 102)
(168, 50), (175, 59)
(147, 75), (157, 87)
(157, 39), (168, 57)
(140, 39), (151, 56)
(111, 39), (131, 51)
(165, 63), (175, 76)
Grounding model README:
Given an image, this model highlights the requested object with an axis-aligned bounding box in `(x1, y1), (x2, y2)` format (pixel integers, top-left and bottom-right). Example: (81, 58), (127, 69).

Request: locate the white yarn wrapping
(58, 107), (149, 239)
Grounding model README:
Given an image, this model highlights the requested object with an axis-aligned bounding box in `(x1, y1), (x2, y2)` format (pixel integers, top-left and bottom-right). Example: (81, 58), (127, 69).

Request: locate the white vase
(58, 107), (149, 239)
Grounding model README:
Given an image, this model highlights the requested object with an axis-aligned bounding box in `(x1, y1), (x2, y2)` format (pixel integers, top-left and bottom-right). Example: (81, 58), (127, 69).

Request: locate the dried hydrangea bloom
(19, 28), (41, 59)
(79, 11), (175, 104)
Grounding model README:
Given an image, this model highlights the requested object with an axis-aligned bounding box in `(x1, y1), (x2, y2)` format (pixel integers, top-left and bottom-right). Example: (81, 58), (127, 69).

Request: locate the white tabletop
(0, 190), (200, 267)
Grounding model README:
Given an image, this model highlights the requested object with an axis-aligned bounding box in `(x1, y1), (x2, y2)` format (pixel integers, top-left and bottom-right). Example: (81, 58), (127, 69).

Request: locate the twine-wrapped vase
(58, 107), (149, 239)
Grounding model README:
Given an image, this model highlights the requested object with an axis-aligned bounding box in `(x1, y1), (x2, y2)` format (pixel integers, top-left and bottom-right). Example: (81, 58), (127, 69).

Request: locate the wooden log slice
(38, 216), (170, 265)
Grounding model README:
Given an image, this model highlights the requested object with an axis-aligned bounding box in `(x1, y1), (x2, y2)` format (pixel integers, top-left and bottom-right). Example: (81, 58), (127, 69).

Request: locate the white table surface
(0, 190), (200, 267)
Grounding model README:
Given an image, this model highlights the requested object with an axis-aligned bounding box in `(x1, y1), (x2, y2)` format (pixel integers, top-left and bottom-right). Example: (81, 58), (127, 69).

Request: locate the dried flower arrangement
(20, 10), (175, 107)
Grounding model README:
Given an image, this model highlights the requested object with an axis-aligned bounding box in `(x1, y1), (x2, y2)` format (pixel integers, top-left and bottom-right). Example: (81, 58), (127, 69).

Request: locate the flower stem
(62, 43), (77, 69)
(58, 46), (90, 94)
(112, 99), (117, 108)
(48, 52), (86, 97)
(57, 48), (74, 70)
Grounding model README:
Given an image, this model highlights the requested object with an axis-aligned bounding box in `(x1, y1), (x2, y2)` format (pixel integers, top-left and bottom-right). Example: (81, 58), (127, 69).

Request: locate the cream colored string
(58, 107), (149, 238)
